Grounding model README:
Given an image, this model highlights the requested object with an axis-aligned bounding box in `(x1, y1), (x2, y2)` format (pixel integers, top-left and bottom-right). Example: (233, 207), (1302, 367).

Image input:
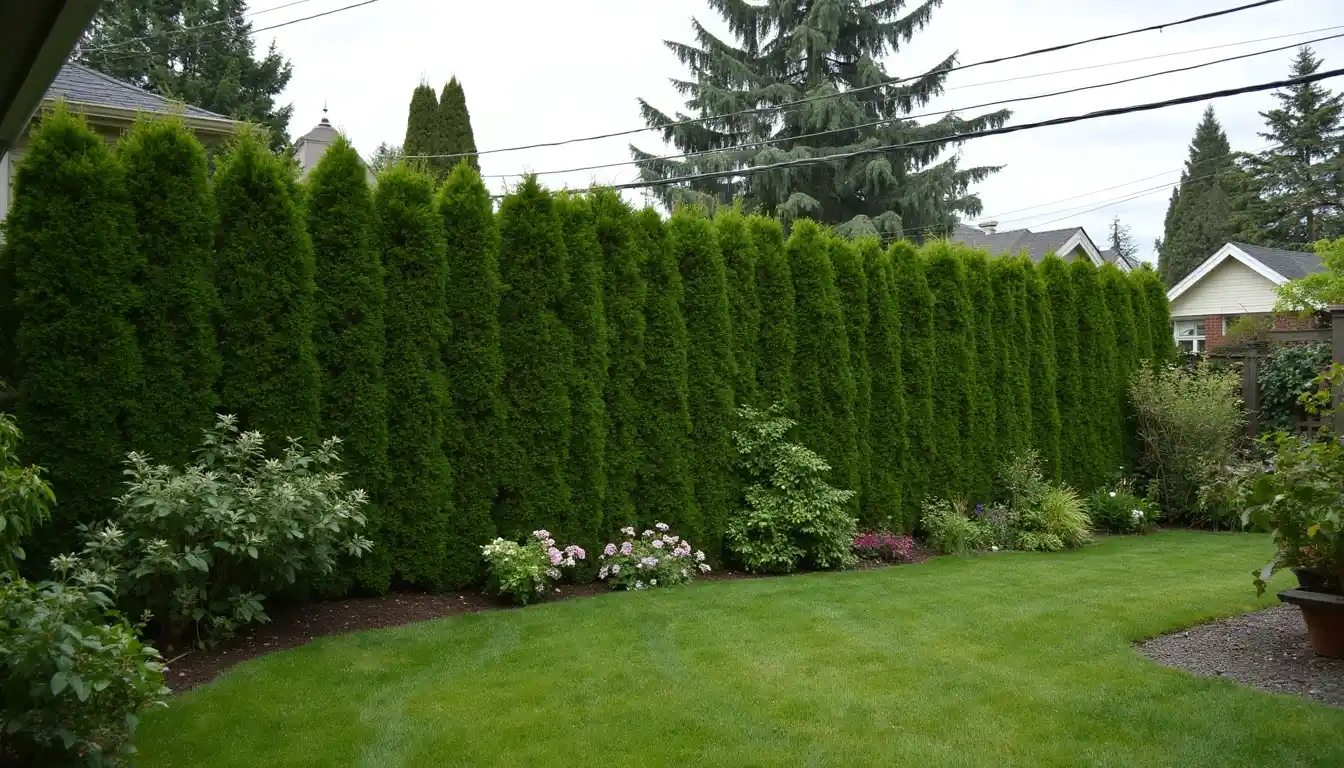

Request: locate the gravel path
(1138, 605), (1344, 707)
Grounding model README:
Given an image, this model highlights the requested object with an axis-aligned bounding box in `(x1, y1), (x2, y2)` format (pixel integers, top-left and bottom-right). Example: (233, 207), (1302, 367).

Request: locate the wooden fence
(1239, 305), (1344, 438)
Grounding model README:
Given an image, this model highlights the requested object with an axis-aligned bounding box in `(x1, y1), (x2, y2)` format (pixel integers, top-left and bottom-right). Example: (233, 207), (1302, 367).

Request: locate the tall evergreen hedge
(890, 241), (935, 522)
(593, 192), (646, 532)
(1039, 256), (1086, 488)
(307, 134), (390, 593)
(788, 221), (860, 502)
(376, 166), (455, 588)
(214, 128), (320, 444)
(996, 257), (1035, 459)
(5, 106), (144, 557)
(831, 236), (872, 515)
(1129, 276), (1155, 363)
(1100, 264), (1140, 467)
(1070, 259), (1119, 490)
(923, 244), (975, 498)
(439, 163), (504, 588)
(118, 117), (220, 468)
(557, 194), (608, 550)
(633, 209), (696, 533)
(751, 216), (794, 409)
(673, 209), (736, 558)
(1138, 268), (1175, 364)
(438, 77), (479, 173)
(960, 249), (998, 499)
(861, 240), (907, 530)
(716, 208), (761, 406)
(496, 177), (572, 539)
(1022, 259), (1062, 479)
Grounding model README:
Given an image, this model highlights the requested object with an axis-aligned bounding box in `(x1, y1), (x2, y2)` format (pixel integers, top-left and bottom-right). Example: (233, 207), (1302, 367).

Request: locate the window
(1173, 319), (1205, 353)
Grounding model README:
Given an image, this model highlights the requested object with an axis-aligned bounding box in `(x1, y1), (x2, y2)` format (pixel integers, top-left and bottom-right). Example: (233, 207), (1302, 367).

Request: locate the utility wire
(82, 0), (329, 54)
(420, 0), (1288, 160)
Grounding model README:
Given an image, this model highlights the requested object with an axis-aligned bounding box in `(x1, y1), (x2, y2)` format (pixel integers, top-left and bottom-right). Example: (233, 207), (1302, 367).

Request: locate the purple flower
(641, 556), (659, 569)
(620, 541), (633, 556)
(565, 545), (587, 560)
(533, 529), (551, 541)
(652, 539), (665, 549)
(548, 547), (563, 565)
(603, 543), (617, 557)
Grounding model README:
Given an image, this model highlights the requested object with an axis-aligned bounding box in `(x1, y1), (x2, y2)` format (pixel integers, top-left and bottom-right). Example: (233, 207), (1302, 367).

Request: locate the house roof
(43, 62), (233, 123)
(1166, 241), (1325, 304)
(951, 223), (1129, 270)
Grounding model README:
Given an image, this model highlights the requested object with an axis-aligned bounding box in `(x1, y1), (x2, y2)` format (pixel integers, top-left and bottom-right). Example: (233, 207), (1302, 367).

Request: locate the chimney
(978, 219), (998, 235)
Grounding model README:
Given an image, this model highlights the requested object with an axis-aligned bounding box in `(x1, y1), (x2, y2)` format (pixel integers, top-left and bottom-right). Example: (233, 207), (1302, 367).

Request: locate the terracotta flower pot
(1278, 588), (1344, 659)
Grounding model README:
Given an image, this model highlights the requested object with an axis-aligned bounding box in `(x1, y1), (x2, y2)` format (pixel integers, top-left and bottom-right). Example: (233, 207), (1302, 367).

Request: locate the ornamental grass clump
(481, 530), (586, 605)
(597, 523), (709, 590)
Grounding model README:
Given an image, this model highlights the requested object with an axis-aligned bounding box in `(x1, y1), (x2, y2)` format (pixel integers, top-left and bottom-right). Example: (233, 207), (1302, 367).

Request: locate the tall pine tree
(1039, 256), (1086, 489)
(716, 208), (762, 407)
(438, 77), (480, 173)
(1158, 106), (1237, 285)
(831, 236), (872, 514)
(861, 240), (907, 530)
(890, 241), (935, 521)
(751, 216), (795, 408)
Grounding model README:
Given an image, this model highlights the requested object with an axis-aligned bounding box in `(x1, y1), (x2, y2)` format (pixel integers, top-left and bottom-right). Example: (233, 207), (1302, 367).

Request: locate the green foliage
(673, 209), (736, 559)
(118, 117), (220, 469)
(1259, 342), (1331, 430)
(750, 216), (794, 408)
(992, 258), (1035, 461)
(556, 194), (608, 550)
(0, 414), (54, 573)
(5, 106), (143, 557)
(787, 221), (860, 506)
(1129, 275), (1155, 362)
(1157, 106), (1238, 285)
(402, 84), (443, 180)
(632, 210), (696, 535)
(79, 416), (371, 649)
(375, 166), (456, 588)
(861, 242), (907, 531)
(1279, 236), (1344, 310)
(728, 406), (857, 573)
(1039, 257), (1086, 487)
(592, 192), (646, 531)
(923, 244), (975, 497)
(596, 524), (709, 591)
(890, 242), (936, 522)
(960, 250), (998, 500)
(439, 163), (505, 589)
(1088, 478), (1159, 534)
(919, 498), (991, 555)
(1024, 261), (1062, 479)
(830, 236), (872, 517)
(214, 127), (320, 446)
(438, 77), (479, 173)
(480, 532), (586, 606)
(496, 177), (572, 540)
(1137, 267), (1175, 365)
(1069, 259), (1118, 490)
(1100, 264), (1140, 465)
(1016, 485), (1092, 552)
(716, 208), (761, 406)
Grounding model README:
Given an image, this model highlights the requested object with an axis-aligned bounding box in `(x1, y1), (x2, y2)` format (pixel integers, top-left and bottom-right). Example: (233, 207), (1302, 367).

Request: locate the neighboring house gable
(293, 110), (375, 185)
(950, 222), (1131, 272)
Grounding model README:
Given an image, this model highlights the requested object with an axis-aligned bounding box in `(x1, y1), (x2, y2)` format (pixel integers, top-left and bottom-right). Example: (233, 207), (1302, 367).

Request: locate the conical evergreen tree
(496, 177), (572, 539)
(861, 240), (907, 530)
(557, 194), (608, 550)
(214, 128), (320, 444)
(751, 216), (794, 408)
(5, 106), (143, 556)
(1100, 264), (1140, 468)
(439, 163), (504, 588)
(960, 249), (998, 499)
(1070, 259), (1119, 490)
(673, 209), (736, 558)
(118, 117), (219, 469)
(990, 257), (1033, 460)
(1158, 106), (1237, 285)
(633, 209), (696, 533)
(594, 192), (646, 532)
(716, 208), (761, 406)
(307, 134), (390, 592)
(923, 243), (975, 497)
(376, 166), (454, 588)
(1129, 275), (1155, 363)
(1039, 256), (1086, 488)
(1023, 259), (1061, 479)
(403, 84), (445, 180)
(438, 77), (479, 174)
(788, 220), (860, 502)
(890, 241), (935, 521)
(831, 236), (872, 514)
(1137, 267), (1174, 365)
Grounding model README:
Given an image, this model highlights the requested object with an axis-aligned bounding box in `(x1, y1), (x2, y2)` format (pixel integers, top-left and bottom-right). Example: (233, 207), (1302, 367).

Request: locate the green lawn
(138, 532), (1344, 767)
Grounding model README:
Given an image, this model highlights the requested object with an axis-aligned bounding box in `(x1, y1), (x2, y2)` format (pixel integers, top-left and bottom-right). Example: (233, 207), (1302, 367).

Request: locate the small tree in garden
(923, 244), (976, 497)
(716, 208), (761, 406)
(728, 405), (857, 573)
(890, 242), (936, 524)
(832, 237), (873, 516)
(861, 241), (907, 530)
(1023, 261), (1062, 479)
(751, 216), (795, 408)
(1039, 256), (1087, 489)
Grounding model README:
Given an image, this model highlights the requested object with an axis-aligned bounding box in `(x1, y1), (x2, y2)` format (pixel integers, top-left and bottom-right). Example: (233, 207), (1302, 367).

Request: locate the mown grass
(139, 532), (1344, 767)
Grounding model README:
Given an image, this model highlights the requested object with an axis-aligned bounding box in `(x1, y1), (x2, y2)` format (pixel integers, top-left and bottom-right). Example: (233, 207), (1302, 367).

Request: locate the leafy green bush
(919, 498), (991, 555)
(1016, 487), (1091, 552)
(77, 416), (372, 649)
(1087, 478), (1159, 534)
(1259, 342), (1330, 431)
(597, 523), (709, 590)
(728, 405), (857, 573)
(1, 413), (54, 571)
(481, 530), (586, 605)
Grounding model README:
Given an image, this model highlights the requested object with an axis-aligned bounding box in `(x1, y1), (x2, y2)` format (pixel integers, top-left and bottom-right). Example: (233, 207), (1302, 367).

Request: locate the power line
(422, 0), (1287, 160)
(82, 0), (329, 54)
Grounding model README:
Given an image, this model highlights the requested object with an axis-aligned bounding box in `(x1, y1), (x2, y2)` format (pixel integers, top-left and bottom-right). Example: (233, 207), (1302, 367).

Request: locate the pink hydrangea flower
(533, 529), (550, 541)
(603, 543), (617, 557)
(620, 541), (633, 556)
(652, 539), (665, 549)
(548, 547), (563, 565)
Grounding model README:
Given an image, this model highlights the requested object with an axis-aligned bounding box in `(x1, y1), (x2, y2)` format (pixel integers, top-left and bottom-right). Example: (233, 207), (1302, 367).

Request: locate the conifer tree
(861, 240), (907, 530)
(118, 117), (219, 469)
(1023, 260), (1061, 479)
(633, 209), (696, 533)
(496, 177), (572, 539)
(1070, 260), (1119, 490)
(214, 128), (320, 444)
(673, 209), (736, 557)
(439, 163), (504, 588)
(557, 194), (608, 549)
(990, 257), (1033, 459)
(1137, 268), (1174, 364)
(716, 208), (761, 406)
(1129, 276), (1155, 362)
(1100, 264), (1140, 467)
(307, 134), (390, 592)
(789, 221), (860, 502)
(831, 236), (872, 514)
(960, 249), (998, 499)
(438, 77), (479, 173)
(5, 106), (143, 555)
(890, 241), (935, 521)
(376, 166), (454, 587)
(1158, 106), (1237, 285)
(751, 216), (794, 408)
(594, 192), (646, 531)
(923, 243), (975, 497)
(403, 84), (444, 180)
(1039, 256), (1086, 488)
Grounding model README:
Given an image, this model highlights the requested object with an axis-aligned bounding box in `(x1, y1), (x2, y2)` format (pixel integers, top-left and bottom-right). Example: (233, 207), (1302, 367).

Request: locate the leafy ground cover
(139, 532), (1343, 767)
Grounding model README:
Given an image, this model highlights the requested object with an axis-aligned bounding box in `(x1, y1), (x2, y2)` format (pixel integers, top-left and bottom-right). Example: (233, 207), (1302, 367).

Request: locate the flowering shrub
(852, 532), (916, 563)
(481, 530), (586, 605)
(1088, 478), (1160, 534)
(920, 498), (992, 554)
(597, 523), (708, 590)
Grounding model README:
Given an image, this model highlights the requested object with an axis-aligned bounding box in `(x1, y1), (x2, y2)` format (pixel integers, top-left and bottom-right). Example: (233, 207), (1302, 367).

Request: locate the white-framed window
(1173, 319), (1205, 354)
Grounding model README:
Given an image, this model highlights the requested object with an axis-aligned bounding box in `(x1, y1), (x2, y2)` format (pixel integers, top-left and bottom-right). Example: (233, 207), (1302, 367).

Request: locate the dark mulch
(1137, 604), (1344, 708)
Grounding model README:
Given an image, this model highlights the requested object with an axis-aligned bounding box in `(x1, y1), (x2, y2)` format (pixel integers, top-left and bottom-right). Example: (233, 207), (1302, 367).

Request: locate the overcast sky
(261, 0), (1344, 263)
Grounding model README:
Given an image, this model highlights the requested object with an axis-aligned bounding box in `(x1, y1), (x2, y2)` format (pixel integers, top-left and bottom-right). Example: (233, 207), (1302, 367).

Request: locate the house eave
(1166, 242), (1288, 305)
(37, 97), (239, 138)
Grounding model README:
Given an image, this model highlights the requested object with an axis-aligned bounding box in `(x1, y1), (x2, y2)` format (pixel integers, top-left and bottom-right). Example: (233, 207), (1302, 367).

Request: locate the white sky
(262, 0), (1344, 263)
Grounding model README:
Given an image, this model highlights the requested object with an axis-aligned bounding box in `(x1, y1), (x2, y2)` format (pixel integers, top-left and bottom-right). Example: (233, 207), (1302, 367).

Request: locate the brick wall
(1274, 313), (1324, 331)
(1203, 314), (1226, 350)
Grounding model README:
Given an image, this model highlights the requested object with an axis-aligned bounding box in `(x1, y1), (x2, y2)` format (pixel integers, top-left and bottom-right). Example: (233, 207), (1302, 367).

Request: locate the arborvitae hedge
(376, 166), (455, 588)
(439, 163), (504, 588)
(496, 177), (572, 540)
(438, 77), (479, 173)
(307, 134), (391, 593)
(1038, 256), (1086, 488)
(1022, 259), (1062, 479)
(1129, 276), (1155, 363)
(788, 221), (860, 502)
(860, 240), (907, 530)
(922, 243), (975, 498)
(831, 236), (872, 516)
(1070, 259), (1119, 490)
(960, 249), (998, 500)
(633, 209), (696, 534)
(118, 117), (220, 469)
(1138, 268), (1175, 364)
(557, 194), (608, 550)
(751, 216), (794, 409)
(1100, 265), (1140, 467)
(593, 192), (645, 532)
(989, 257), (1034, 461)
(214, 128), (320, 445)
(890, 241), (935, 523)
(673, 209), (736, 559)
(716, 208), (761, 407)
(5, 106), (143, 557)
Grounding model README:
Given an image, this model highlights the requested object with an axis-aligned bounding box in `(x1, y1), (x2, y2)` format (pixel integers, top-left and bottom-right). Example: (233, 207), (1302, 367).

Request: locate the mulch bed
(1137, 605), (1344, 708)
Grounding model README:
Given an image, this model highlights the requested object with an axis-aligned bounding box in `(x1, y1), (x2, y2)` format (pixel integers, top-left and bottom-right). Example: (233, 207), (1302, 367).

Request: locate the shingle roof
(951, 223), (1082, 264)
(43, 63), (231, 123)
(1232, 241), (1324, 280)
